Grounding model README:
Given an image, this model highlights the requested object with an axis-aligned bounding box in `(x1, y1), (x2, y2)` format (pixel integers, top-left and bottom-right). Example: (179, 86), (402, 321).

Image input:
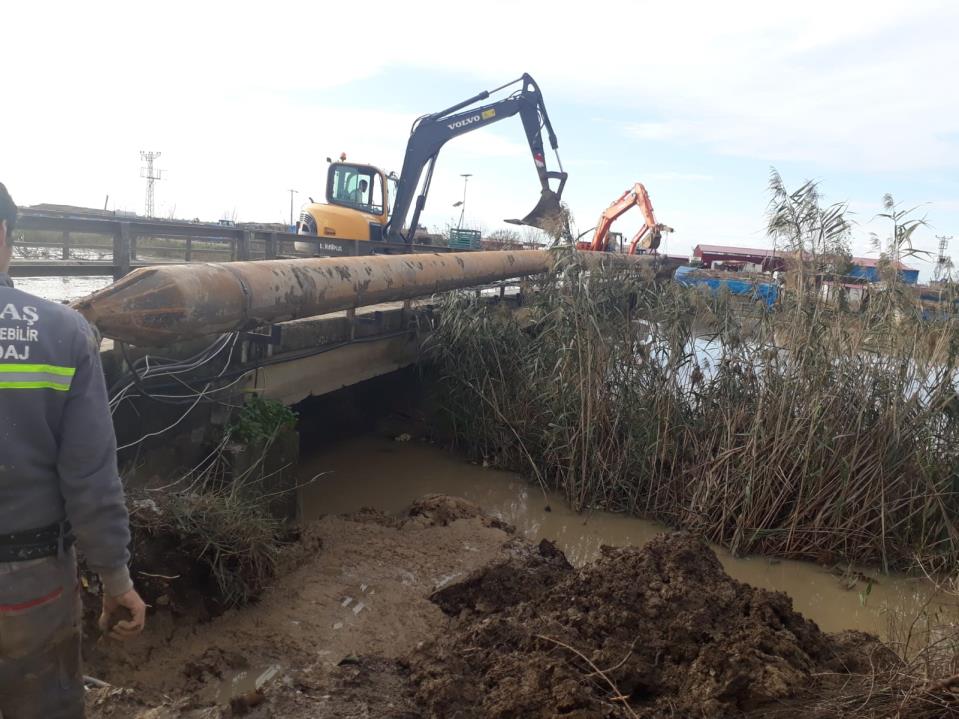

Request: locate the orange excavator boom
(582, 182), (673, 254)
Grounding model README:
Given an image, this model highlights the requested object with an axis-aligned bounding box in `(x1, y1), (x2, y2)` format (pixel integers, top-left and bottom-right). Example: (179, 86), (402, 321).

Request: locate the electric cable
(110, 333), (239, 411)
(110, 325), (419, 452)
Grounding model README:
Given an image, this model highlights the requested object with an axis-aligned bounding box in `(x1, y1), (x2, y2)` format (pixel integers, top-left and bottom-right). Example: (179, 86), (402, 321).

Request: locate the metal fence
(9, 208), (455, 280)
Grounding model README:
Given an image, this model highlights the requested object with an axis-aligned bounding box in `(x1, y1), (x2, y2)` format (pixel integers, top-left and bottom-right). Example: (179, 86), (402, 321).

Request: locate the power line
(139, 151), (163, 217)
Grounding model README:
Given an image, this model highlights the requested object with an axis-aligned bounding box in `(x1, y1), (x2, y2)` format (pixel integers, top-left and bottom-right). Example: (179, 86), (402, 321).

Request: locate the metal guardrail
(9, 209), (457, 280)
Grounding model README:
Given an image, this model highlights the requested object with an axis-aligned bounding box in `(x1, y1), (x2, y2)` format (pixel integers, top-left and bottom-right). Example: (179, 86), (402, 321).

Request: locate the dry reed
(428, 250), (959, 573)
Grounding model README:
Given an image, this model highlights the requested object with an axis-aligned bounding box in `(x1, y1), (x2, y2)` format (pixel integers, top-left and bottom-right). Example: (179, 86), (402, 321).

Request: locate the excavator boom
(385, 74), (568, 243)
(588, 183), (672, 255)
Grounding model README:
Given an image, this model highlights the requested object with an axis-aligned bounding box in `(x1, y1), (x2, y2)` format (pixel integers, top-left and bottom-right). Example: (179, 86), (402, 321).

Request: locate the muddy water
(298, 435), (952, 638)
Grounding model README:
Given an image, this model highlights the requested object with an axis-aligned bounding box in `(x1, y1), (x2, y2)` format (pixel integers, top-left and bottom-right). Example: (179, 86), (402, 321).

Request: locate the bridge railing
(9, 208), (456, 280)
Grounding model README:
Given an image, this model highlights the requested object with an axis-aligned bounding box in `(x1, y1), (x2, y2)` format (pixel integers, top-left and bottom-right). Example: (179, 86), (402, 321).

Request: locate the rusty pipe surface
(73, 250), (664, 346)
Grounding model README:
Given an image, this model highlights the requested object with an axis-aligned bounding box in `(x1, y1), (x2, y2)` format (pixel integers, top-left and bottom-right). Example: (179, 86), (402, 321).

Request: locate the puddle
(298, 435), (955, 638)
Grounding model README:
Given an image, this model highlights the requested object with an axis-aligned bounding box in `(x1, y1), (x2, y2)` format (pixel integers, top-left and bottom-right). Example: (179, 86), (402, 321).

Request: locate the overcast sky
(6, 1), (959, 278)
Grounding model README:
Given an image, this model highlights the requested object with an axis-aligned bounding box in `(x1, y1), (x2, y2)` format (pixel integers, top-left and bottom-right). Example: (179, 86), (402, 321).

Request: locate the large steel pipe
(73, 250), (664, 346)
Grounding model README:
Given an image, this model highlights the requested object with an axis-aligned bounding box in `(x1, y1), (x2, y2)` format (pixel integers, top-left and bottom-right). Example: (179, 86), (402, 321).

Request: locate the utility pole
(139, 151), (163, 218)
(288, 189), (299, 229)
(457, 173), (472, 229)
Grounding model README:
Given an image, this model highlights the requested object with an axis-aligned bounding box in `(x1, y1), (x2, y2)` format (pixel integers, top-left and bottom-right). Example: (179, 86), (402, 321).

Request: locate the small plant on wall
(227, 396), (298, 444)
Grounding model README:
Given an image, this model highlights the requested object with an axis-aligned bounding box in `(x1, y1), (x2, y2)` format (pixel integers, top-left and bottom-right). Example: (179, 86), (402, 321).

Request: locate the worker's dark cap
(0, 183), (16, 234)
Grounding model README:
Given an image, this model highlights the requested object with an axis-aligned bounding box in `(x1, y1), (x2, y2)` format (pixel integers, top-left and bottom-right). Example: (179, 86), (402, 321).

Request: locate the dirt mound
(409, 532), (889, 719)
(342, 495), (514, 533)
(431, 537), (572, 616)
(341, 506), (403, 528)
(402, 493), (513, 531)
(82, 498), (905, 719)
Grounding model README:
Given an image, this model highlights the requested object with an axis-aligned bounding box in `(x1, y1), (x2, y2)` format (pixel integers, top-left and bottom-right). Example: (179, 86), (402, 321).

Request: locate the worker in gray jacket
(0, 182), (146, 718)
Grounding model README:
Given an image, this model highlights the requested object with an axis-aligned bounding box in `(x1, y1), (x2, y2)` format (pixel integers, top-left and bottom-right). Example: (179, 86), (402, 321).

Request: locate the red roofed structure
(691, 244), (918, 284)
(692, 244), (788, 271)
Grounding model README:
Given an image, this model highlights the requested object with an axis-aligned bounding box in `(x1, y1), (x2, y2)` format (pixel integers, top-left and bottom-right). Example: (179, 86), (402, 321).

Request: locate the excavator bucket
(504, 188), (567, 236)
(639, 229), (662, 252)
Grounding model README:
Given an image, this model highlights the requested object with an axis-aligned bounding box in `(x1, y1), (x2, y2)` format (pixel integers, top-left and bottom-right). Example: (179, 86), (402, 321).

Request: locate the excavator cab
(296, 161), (390, 249)
(328, 163), (386, 215)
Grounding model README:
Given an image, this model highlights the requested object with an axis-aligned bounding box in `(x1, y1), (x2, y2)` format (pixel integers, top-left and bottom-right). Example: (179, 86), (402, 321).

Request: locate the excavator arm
(590, 183), (672, 254)
(385, 73), (568, 244)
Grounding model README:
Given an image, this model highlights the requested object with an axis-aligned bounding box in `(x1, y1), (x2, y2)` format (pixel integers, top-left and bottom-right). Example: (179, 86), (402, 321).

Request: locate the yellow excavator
(295, 73), (567, 251)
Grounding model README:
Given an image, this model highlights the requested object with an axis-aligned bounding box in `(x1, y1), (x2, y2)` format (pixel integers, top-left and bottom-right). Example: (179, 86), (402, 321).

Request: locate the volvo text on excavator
(295, 73), (567, 251)
(576, 183), (673, 255)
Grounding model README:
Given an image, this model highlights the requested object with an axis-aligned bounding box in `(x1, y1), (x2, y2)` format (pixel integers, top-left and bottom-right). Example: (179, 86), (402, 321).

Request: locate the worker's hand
(99, 588), (147, 641)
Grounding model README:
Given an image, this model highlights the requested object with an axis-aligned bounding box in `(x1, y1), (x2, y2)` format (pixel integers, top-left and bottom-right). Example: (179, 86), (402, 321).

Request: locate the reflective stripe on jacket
(0, 273), (131, 593)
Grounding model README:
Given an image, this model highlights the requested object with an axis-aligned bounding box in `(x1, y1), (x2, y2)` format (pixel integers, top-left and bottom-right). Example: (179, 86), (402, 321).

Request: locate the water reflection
(12, 276), (112, 303)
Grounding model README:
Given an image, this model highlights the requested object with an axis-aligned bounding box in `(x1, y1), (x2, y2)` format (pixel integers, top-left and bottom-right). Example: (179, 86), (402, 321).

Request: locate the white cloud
(624, 123), (681, 141)
(4, 0), (959, 233)
(646, 171), (714, 182)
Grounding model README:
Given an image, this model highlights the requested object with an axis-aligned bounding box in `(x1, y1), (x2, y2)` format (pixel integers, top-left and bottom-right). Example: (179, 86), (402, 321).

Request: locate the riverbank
(84, 490), (957, 718)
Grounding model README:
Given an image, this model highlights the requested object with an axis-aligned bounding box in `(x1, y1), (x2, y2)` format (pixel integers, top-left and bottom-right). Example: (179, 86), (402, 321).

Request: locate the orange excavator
(576, 183), (673, 254)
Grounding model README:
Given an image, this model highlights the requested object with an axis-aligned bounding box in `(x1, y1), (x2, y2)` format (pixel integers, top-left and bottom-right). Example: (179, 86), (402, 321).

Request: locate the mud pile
(430, 536), (572, 615)
(409, 532), (887, 719)
(82, 495), (902, 719)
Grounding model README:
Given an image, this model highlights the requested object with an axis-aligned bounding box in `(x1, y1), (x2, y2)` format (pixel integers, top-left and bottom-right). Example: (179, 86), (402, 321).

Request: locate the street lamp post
(457, 174), (472, 229)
